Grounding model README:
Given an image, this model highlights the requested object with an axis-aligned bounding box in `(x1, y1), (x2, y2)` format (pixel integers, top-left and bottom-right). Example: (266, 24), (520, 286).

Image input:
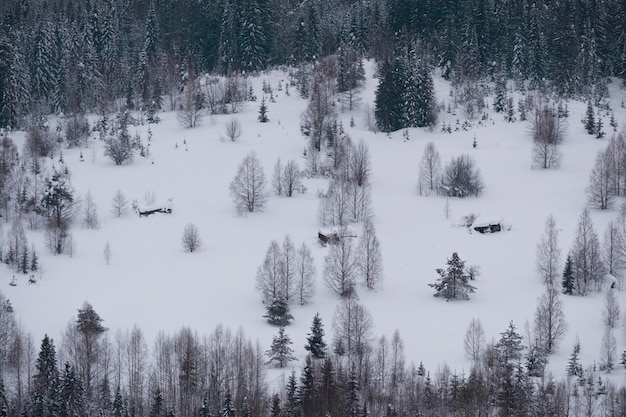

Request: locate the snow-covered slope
(5, 62), (626, 382)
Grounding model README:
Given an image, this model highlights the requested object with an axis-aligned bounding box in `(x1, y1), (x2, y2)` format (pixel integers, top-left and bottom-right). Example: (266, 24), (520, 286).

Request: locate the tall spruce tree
(562, 254), (574, 295)
(31, 335), (61, 417)
(304, 313), (326, 358)
(429, 252), (477, 301)
(265, 327), (296, 368)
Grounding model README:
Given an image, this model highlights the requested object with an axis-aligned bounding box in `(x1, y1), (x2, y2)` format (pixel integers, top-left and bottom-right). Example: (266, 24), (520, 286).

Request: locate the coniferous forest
(4, 0), (626, 416)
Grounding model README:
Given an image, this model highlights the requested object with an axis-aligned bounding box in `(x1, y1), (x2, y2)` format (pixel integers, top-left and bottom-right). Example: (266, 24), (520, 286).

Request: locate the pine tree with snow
(567, 339), (583, 378)
(562, 254), (574, 295)
(496, 321), (524, 365)
(258, 96), (269, 122)
(429, 252), (476, 301)
(265, 327), (296, 368)
(263, 297), (293, 326)
(304, 313), (326, 358)
(584, 101), (596, 135)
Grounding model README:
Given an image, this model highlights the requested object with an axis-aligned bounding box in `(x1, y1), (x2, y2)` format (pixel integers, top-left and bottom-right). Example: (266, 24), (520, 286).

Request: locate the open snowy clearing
(5, 61), (626, 384)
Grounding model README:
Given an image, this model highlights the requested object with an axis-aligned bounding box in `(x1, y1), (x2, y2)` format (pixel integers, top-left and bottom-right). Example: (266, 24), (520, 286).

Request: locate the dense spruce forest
(3, 0), (626, 417)
(2, 0), (626, 129)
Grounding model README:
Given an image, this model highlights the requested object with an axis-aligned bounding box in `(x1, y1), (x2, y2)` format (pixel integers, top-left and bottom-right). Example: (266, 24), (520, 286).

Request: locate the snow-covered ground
(5, 62), (626, 383)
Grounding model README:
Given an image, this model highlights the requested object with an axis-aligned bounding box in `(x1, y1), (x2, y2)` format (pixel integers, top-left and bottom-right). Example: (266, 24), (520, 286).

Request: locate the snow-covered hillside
(5, 61), (626, 384)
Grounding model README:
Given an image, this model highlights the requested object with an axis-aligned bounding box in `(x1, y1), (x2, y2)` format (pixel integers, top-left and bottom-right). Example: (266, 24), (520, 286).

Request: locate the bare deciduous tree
(83, 190), (99, 229)
(441, 154), (484, 197)
(603, 220), (625, 279)
(111, 189), (129, 217)
(533, 286), (567, 354)
(536, 215), (561, 288)
(464, 317), (486, 361)
(350, 140), (370, 187)
(603, 289), (620, 329)
(531, 104), (564, 169)
(418, 142), (442, 196)
(295, 242), (316, 305)
(324, 232), (357, 297)
(256, 240), (283, 303)
(223, 117), (242, 142)
(103, 242), (111, 265)
(272, 158), (283, 196)
(600, 326), (616, 373)
(181, 223), (202, 253)
(229, 152), (268, 214)
(280, 235), (296, 303)
(282, 160), (302, 197)
(571, 208), (605, 295)
(177, 73), (205, 128)
(333, 293), (373, 360)
(586, 148), (615, 210)
(357, 219), (383, 290)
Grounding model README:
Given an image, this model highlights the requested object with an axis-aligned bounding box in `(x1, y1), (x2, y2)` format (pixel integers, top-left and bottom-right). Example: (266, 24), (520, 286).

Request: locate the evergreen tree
(374, 59), (403, 132)
(584, 101), (596, 135)
(345, 364), (359, 417)
(222, 389), (235, 417)
(149, 387), (163, 417)
(0, 378), (7, 417)
(562, 254), (574, 295)
(60, 362), (86, 417)
(263, 297), (293, 326)
(265, 327), (296, 368)
(31, 335), (61, 417)
(496, 321), (524, 365)
(269, 393), (280, 417)
(239, 0), (267, 72)
(299, 356), (315, 417)
(567, 339), (583, 378)
(258, 96), (269, 122)
(429, 252), (477, 301)
(218, 0), (240, 74)
(304, 313), (326, 358)
(284, 371), (300, 417)
(112, 385), (125, 417)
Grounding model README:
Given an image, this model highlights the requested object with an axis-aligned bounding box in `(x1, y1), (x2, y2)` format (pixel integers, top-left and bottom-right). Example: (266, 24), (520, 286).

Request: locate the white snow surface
(5, 61), (626, 385)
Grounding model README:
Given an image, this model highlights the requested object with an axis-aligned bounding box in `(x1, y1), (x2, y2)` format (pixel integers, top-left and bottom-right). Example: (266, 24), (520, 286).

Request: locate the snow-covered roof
(471, 215), (504, 228)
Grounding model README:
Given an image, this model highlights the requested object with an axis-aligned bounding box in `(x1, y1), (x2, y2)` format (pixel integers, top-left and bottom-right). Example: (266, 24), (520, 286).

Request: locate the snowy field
(5, 61), (626, 384)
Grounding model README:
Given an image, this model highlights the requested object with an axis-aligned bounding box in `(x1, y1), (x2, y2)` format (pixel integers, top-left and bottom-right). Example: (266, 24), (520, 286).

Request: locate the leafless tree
(600, 326), (616, 373)
(7, 218), (27, 271)
(333, 293), (373, 361)
(282, 160), (302, 197)
(222, 117), (242, 142)
(536, 214), (561, 288)
(182, 223), (202, 253)
(586, 148), (616, 210)
(300, 74), (336, 152)
(463, 317), (486, 361)
(111, 189), (129, 217)
(347, 181), (370, 224)
(603, 220), (625, 278)
(203, 77), (226, 114)
(119, 325), (148, 415)
(295, 242), (316, 305)
(357, 218), (383, 290)
(256, 240), (283, 303)
(324, 232), (357, 297)
(178, 73), (205, 128)
(280, 235), (296, 303)
(605, 134), (626, 196)
(103, 242), (112, 265)
(418, 142), (442, 196)
(571, 208), (605, 295)
(603, 289), (620, 329)
(25, 126), (56, 158)
(350, 140), (371, 187)
(82, 190), (99, 229)
(229, 152), (268, 214)
(272, 158), (283, 196)
(318, 178), (352, 226)
(531, 104), (564, 169)
(441, 154), (484, 197)
(533, 286), (567, 354)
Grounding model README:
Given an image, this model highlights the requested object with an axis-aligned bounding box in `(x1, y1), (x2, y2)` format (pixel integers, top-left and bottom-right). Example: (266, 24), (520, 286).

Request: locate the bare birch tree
(533, 286), (567, 354)
(295, 242), (316, 305)
(463, 317), (486, 361)
(357, 218), (383, 290)
(536, 214), (561, 288)
(417, 142), (442, 196)
(229, 152), (268, 214)
(324, 233), (357, 297)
